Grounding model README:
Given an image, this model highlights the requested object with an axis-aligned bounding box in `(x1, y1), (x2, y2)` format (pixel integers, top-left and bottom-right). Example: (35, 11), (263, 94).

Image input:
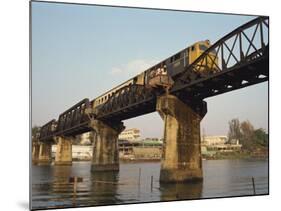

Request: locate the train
(92, 40), (218, 109)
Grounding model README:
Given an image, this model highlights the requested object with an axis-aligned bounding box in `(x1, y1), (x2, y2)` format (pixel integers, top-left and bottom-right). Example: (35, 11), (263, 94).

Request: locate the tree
(227, 118), (268, 151)
(240, 120), (257, 150)
(32, 126), (40, 139)
(227, 118), (242, 142)
(253, 128), (268, 147)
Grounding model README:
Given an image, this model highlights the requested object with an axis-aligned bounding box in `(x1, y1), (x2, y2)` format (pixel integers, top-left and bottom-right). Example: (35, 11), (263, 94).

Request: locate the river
(31, 159), (268, 210)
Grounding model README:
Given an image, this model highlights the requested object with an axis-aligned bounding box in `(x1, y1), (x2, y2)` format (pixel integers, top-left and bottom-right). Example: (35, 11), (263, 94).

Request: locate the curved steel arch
(171, 16), (269, 93)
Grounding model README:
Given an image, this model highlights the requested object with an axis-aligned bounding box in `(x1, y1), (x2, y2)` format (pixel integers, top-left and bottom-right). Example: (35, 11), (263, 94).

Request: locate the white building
(52, 145), (92, 160)
(80, 132), (91, 145)
(202, 135), (228, 146)
(228, 139), (240, 145)
(118, 128), (141, 142)
(201, 135), (242, 152)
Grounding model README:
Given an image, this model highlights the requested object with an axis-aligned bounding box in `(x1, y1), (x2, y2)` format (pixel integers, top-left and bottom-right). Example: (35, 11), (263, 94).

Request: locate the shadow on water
(49, 165), (74, 208)
(51, 166), (121, 207)
(52, 165), (72, 192)
(159, 181), (203, 201)
(32, 165), (74, 209)
(88, 171), (122, 205)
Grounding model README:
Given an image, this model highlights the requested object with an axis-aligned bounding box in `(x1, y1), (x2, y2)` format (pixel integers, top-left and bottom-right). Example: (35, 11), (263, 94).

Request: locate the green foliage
(32, 126), (40, 139)
(253, 128), (268, 147)
(240, 120), (255, 150)
(227, 118), (268, 150)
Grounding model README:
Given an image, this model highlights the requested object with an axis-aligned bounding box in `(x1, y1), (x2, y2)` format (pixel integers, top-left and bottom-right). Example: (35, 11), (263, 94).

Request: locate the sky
(31, 2), (268, 138)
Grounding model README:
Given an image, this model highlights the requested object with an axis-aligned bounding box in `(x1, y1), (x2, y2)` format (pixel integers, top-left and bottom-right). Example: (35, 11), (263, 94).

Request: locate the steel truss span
(171, 16), (269, 100)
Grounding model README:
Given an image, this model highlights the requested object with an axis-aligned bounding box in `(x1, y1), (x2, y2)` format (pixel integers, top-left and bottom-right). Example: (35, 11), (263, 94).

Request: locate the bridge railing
(172, 16), (269, 92)
(55, 98), (91, 136)
(38, 119), (57, 141)
(38, 98), (91, 140)
(96, 84), (155, 119)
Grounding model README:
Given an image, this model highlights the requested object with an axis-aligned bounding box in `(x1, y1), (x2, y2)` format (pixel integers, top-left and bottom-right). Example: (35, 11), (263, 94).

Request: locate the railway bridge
(32, 16), (269, 183)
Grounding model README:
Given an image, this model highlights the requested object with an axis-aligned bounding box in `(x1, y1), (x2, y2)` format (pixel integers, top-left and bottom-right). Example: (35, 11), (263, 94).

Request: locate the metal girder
(38, 99), (92, 141)
(38, 119), (57, 142)
(96, 84), (157, 121)
(171, 16), (269, 94)
(176, 52), (268, 101)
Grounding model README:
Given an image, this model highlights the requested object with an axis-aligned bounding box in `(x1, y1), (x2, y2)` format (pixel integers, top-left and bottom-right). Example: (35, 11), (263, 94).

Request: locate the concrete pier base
(38, 142), (52, 165)
(156, 94), (206, 183)
(54, 137), (72, 165)
(32, 142), (40, 164)
(90, 120), (124, 172)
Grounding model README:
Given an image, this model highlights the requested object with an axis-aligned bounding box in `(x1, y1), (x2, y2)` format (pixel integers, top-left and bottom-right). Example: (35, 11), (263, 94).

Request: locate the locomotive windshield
(199, 44), (216, 54)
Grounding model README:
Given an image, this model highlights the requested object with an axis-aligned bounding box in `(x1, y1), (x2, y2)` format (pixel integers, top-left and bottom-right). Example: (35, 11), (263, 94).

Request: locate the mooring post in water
(176, 180), (179, 199)
(151, 175), (153, 193)
(138, 168), (141, 188)
(252, 177), (256, 195)
(69, 176), (83, 204)
(137, 168), (141, 196)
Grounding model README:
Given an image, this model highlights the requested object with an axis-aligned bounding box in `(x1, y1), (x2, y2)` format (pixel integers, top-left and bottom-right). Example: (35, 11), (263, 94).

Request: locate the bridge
(32, 16), (269, 183)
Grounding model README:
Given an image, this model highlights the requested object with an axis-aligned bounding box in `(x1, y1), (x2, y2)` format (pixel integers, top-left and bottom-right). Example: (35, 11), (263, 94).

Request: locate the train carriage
(92, 39), (218, 111)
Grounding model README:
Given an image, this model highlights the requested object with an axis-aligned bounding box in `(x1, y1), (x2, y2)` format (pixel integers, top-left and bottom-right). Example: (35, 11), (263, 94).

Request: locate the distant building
(80, 132), (92, 145)
(52, 145), (92, 160)
(201, 135), (242, 154)
(118, 140), (162, 160)
(118, 128), (141, 142)
(144, 137), (159, 142)
(202, 135), (228, 146)
(228, 139), (240, 145)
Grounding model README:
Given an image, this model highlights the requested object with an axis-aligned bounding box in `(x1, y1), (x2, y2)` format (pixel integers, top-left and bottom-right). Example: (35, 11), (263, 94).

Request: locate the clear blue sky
(31, 2), (268, 138)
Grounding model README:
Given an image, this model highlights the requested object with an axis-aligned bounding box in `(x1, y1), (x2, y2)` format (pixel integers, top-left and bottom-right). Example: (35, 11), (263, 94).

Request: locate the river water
(31, 159), (268, 210)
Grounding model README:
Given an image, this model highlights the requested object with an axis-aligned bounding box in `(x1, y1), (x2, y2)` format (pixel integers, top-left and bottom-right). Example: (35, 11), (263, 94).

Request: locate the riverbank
(71, 153), (268, 163)
(119, 150), (268, 162)
(203, 150), (268, 160)
(66, 146), (268, 162)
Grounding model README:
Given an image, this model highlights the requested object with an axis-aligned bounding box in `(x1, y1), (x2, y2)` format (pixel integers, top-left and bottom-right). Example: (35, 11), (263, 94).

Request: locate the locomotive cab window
(199, 44), (208, 51)
(133, 77), (137, 84)
(170, 57), (173, 63)
(174, 53), (181, 60)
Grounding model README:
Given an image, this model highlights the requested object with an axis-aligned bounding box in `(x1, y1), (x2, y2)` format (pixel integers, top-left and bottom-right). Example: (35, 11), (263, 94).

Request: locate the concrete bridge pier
(156, 94), (207, 183)
(32, 141), (40, 164)
(54, 136), (72, 165)
(90, 120), (125, 172)
(37, 142), (52, 165)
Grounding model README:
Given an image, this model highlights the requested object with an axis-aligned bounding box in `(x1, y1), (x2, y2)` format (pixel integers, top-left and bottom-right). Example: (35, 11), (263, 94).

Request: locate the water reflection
(88, 171), (121, 205)
(160, 181), (203, 201)
(32, 160), (268, 210)
(52, 165), (72, 192)
(51, 165), (74, 208)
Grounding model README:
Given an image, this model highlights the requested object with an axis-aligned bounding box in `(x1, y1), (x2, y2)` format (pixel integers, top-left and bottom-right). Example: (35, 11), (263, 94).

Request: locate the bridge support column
(32, 141), (40, 164)
(157, 94), (207, 183)
(54, 137), (72, 165)
(90, 120), (124, 172)
(38, 142), (52, 165)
